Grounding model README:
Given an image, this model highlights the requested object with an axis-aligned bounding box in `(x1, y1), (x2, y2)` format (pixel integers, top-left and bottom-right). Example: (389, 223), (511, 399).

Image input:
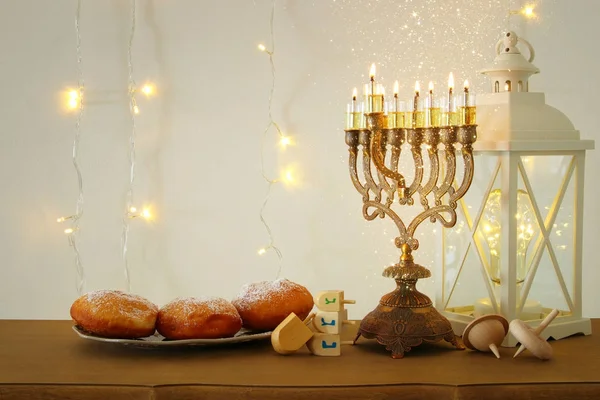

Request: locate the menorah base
(353, 281), (465, 359)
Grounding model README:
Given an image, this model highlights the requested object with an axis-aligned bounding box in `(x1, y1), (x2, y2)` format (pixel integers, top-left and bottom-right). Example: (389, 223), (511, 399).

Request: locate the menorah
(345, 67), (478, 358)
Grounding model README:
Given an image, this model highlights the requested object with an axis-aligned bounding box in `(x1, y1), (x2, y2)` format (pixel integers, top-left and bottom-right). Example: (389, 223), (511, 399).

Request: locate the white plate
(72, 325), (272, 348)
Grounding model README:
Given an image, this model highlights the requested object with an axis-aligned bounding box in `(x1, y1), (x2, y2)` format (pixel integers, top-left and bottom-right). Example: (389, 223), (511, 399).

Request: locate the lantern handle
(495, 31), (536, 63)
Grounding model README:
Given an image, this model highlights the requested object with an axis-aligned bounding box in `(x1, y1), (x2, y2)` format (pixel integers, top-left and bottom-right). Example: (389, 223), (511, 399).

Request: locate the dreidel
(314, 290), (355, 312)
(306, 333), (344, 357)
(312, 310), (357, 334)
(271, 313), (315, 355)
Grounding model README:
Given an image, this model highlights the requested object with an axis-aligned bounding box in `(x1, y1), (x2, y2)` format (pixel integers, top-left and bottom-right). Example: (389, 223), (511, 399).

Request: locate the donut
(70, 290), (158, 339)
(156, 297), (242, 340)
(232, 279), (313, 331)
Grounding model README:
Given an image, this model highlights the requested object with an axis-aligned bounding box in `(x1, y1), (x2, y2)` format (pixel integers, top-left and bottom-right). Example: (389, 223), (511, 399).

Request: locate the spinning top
(271, 313), (315, 355)
(462, 314), (509, 358)
(513, 308), (559, 358)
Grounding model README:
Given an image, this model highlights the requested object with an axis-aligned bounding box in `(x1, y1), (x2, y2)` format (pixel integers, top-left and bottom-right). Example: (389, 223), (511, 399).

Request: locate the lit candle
(447, 72), (455, 126)
(428, 81), (434, 127)
(413, 81), (420, 128)
(393, 80), (399, 112)
(369, 63), (376, 112)
(448, 72), (454, 112)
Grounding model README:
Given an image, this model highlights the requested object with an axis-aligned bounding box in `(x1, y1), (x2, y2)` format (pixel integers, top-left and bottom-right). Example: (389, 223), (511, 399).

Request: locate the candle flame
(393, 81), (399, 96)
(464, 79), (469, 89)
(415, 81), (420, 94)
(428, 81), (434, 92)
(448, 72), (454, 90)
(352, 87), (357, 100)
(369, 63), (376, 80)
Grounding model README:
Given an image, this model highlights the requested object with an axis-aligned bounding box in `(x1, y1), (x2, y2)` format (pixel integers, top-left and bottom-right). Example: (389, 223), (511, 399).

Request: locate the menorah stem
(362, 144), (383, 203)
(451, 126), (478, 202)
(419, 147), (440, 209)
(367, 113), (409, 199)
(348, 145), (368, 199)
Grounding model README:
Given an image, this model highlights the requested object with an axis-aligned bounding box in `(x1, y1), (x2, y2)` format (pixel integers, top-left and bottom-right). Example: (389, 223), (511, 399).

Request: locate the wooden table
(0, 319), (598, 400)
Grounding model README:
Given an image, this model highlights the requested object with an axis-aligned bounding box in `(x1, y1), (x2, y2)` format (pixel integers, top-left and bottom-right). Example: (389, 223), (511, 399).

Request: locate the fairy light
(141, 83), (155, 97)
(57, 0), (85, 296)
(256, 0), (293, 278)
(121, 0), (155, 292)
(509, 2), (538, 24)
(67, 89), (80, 110)
(279, 136), (292, 148)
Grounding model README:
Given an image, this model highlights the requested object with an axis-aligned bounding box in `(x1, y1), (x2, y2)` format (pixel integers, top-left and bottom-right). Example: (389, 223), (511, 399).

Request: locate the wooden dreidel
(314, 290), (355, 312)
(462, 314), (509, 359)
(271, 313), (314, 355)
(306, 333), (343, 357)
(312, 310), (356, 334)
(513, 309), (559, 358)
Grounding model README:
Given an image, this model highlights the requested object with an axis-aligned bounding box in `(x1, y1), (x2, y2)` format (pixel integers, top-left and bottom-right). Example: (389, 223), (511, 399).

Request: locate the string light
(67, 89), (80, 110)
(122, 0), (155, 292)
(256, 0), (297, 278)
(509, 3), (537, 24)
(57, 0), (85, 296)
(141, 83), (155, 97)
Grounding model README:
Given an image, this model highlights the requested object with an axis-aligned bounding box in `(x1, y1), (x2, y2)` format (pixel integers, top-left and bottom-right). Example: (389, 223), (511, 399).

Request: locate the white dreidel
(314, 290), (355, 312)
(306, 333), (354, 357)
(312, 310), (357, 334)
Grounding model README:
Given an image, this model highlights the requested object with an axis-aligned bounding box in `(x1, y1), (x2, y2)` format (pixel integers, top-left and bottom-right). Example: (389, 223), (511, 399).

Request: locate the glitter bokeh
(326, 0), (554, 96)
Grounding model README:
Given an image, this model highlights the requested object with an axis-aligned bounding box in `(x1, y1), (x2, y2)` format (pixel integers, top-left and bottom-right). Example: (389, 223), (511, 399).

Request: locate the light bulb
(258, 44), (266, 52)
(141, 83), (155, 96)
(67, 89), (80, 110)
(279, 136), (292, 147)
(282, 169), (294, 185)
(479, 189), (537, 286)
(64, 228), (74, 234)
(141, 208), (152, 219)
(522, 5), (535, 18)
(258, 248), (266, 255)
(133, 105), (140, 114)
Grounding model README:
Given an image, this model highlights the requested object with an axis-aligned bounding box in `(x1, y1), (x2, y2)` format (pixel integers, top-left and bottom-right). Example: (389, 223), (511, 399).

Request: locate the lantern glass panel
(526, 243), (572, 317)
(441, 152), (578, 320)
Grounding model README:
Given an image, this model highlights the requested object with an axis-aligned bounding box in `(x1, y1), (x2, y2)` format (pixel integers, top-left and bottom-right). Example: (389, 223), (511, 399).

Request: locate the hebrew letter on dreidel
(306, 333), (342, 356)
(271, 313), (314, 355)
(312, 311), (355, 334)
(314, 290), (356, 312)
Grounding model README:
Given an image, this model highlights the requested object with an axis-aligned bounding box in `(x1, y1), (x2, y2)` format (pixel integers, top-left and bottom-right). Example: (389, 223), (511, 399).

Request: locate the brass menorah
(345, 75), (477, 358)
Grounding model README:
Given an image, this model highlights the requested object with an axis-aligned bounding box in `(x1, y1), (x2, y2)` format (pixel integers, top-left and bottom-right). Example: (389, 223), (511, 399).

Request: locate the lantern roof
(474, 31), (594, 152)
(480, 31), (540, 81)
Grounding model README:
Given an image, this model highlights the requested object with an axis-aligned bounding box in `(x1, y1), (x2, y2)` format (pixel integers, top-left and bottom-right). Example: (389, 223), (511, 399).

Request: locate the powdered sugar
(81, 290), (157, 318)
(157, 296), (241, 332)
(161, 296), (237, 317)
(232, 278), (298, 311)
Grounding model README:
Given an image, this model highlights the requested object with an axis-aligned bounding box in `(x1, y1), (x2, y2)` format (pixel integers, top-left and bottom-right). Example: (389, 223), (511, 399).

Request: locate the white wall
(0, 0), (598, 320)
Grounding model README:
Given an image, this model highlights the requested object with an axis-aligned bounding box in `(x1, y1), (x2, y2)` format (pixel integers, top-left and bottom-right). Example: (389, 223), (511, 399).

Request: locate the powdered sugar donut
(156, 297), (242, 340)
(232, 279), (313, 331)
(70, 290), (158, 339)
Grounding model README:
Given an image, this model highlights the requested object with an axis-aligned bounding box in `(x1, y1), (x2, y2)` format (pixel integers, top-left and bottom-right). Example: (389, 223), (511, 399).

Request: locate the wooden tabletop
(0, 319), (599, 400)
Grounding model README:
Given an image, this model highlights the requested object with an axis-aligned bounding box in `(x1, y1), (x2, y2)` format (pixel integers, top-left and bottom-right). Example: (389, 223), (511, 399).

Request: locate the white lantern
(436, 31), (594, 346)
